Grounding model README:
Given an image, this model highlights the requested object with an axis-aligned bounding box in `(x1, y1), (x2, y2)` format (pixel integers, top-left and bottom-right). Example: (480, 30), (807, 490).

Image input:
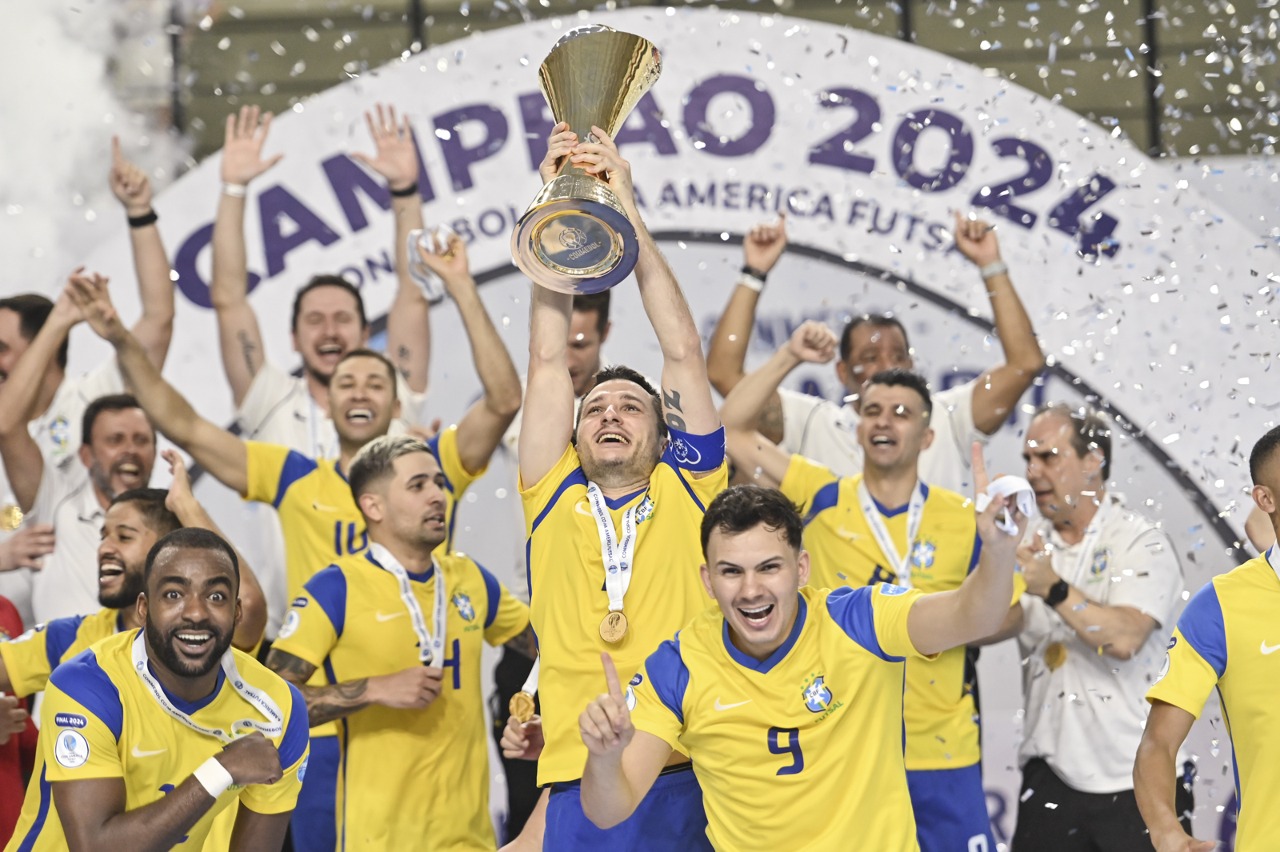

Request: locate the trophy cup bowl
(511, 26), (662, 294)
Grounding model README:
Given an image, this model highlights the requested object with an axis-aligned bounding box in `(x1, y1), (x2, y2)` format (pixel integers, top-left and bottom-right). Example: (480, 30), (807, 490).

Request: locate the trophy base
(511, 173), (639, 294)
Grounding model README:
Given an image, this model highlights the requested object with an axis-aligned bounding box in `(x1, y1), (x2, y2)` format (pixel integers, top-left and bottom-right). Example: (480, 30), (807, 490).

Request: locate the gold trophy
(511, 25), (662, 294)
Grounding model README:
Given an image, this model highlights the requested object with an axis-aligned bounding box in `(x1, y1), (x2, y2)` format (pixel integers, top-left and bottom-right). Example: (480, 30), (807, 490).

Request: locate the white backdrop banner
(72, 8), (1275, 847)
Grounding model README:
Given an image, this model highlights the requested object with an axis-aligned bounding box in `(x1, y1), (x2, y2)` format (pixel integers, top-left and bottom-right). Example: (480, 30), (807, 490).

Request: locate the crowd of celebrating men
(0, 101), (1273, 852)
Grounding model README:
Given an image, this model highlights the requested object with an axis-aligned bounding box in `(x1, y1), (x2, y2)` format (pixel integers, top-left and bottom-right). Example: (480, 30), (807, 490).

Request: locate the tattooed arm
(504, 625), (538, 661)
(266, 649), (444, 726)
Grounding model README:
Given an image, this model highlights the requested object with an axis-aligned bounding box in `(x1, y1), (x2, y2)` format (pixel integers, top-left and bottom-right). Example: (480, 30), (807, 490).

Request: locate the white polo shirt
(1016, 494), (1186, 793)
(25, 463), (114, 624)
(777, 380), (982, 494)
(0, 361), (125, 626)
(234, 361), (428, 636)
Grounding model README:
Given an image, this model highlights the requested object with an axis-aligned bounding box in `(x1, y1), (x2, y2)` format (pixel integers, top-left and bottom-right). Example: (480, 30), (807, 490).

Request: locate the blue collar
(365, 548), (435, 583)
(721, 594), (808, 674)
(871, 483), (930, 518)
(603, 486), (647, 510)
(147, 659), (226, 715)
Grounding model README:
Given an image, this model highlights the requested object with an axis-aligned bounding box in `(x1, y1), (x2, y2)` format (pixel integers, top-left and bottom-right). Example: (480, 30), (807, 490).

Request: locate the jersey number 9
(767, 726), (804, 776)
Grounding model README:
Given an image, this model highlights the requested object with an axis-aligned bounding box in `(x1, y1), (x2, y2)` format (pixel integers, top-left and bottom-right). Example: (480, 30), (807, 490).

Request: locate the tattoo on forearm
(505, 626), (538, 661)
(236, 330), (258, 376)
(758, 395), (785, 443)
(265, 650), (315, 683)
(662, 387), (686, 431)
(301, 679), (371, 726)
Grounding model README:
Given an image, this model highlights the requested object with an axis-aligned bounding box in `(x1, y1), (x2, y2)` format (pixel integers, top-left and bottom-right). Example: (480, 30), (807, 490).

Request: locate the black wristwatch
(1044, 578), (1070, 608)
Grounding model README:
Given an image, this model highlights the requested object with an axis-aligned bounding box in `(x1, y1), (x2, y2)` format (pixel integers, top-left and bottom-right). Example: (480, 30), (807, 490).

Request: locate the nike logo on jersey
(375, 611), (406, 622)
(713, 698), (752, 711)
(1261, 640), (1280, 655)
(131, 745), (167, 758)
(576, 501), (594, 517)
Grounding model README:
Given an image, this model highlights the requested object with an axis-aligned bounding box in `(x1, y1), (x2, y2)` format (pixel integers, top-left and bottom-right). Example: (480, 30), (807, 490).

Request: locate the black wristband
(127, 210), (158, 229)
(741, 264), (767, 283)
(1044, 578), (1070, 608)
(389, 182), (418, 198)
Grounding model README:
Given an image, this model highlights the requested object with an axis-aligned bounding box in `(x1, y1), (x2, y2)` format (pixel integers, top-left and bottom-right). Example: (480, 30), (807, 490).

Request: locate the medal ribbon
(131, 631), (283, 744)
(586, 483), (641, 615)
(857, 479), (927, 588)
(369, 543), (447, 666)
(519, 655), (541, 696)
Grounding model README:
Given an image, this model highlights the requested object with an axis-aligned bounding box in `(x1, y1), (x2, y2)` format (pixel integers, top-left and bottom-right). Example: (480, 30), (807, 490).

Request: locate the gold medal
(509, 691), (536, 724)
(0, 505), (21, 532)
(1044, 642), (1068, 671)
(599, 611), (628, 644)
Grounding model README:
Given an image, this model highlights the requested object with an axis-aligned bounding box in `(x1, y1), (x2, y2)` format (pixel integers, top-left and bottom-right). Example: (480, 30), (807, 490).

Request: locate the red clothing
(0, 596), (37, 846)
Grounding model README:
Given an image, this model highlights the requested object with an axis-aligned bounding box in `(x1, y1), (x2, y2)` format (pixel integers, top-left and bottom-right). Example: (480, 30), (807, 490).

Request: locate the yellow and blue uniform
(6, 630), (309, 852)
(245, 426), (480, 848)
(631, 583), (931, 851)
(271, 549), (528, 850)
(1146, 547), (1280, 849)
(245, 426), (480, 599)
(781, 457), (996, 851)
(0, 609), (123, 698)
(521, 427), (726, 850)
(0, 610), (245, 852)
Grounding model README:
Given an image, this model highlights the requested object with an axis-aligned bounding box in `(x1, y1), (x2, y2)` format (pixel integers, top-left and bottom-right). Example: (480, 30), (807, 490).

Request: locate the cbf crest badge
(451, 593), (475, 622)
(909, 539), (936, 570)
(1089, 548), (1111, 577)
(635, 494), (655, 524)
(803, 675), (834, 713)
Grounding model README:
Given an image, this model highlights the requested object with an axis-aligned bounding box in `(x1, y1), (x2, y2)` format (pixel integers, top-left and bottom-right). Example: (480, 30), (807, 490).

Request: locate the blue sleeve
(48, 651), (124, 741)
(826, 586), (903, 663)
(476, 562), (502, 629)
(274, 451), (318, 509)
(802, 481), (841, 526)
(1178, 582), (1228, 677)
(277, 683), (310, 768)
(43, 616), (86, 669)
(966, 531), (982, 575)
(645, 638), (690, 725)
(303, 566), (348, 638)
(661, 426), (725, 473)
(425, 433), (455, 494)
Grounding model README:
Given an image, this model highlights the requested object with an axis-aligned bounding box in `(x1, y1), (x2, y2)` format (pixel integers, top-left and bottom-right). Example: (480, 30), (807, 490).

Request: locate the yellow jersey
(0, 609), (123, 698)
(6, 630), (309, 852)
(780, 456), (985, 770)
(630, 584), (929, 851)
(1147, 548), (1280, 849)
(244, 425), (480, 601)
(0, 610), (244, 852)
(521, 434), (727, 785)
(271, 549), (528, 850)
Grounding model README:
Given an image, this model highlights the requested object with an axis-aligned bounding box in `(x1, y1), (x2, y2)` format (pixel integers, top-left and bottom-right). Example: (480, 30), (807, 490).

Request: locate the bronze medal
(509, 691), (536, 724)
(0, 505), (21, 532)
(1044, 642), (1068, 671)
(599, 611), (628, 644)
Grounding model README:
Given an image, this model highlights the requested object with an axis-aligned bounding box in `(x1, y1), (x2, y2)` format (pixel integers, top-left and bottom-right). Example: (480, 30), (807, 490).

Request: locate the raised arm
(415, 235), (521, 473)
(579, 653), (673, 829)
(572, 128), (718, 438)
(906, 445), (1028, 655)
(265, 648), (443, 727)
(1134, 701), (1215, 852)
(517, 128), (580, 487)
(953, 213), (1046, 435)
(721, 321), (837, 488)
(210, 106), (283, 407)
(352, 103), (432, 394)
(66, 276), (250, 496)
(162, 450), (266, 650)
(0, 283), (82, 511)
(706, 215), (788, 442)
(54, 732), (283, 852)
(110, 137), (174, 370)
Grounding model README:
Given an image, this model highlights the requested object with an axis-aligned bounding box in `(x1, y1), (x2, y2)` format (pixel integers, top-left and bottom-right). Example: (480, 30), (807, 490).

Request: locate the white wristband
(738, 272), (765, 293)
(979, 260), (1008, 280)
(193, 756), (235, 798)
(222, 183), (248, 198)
